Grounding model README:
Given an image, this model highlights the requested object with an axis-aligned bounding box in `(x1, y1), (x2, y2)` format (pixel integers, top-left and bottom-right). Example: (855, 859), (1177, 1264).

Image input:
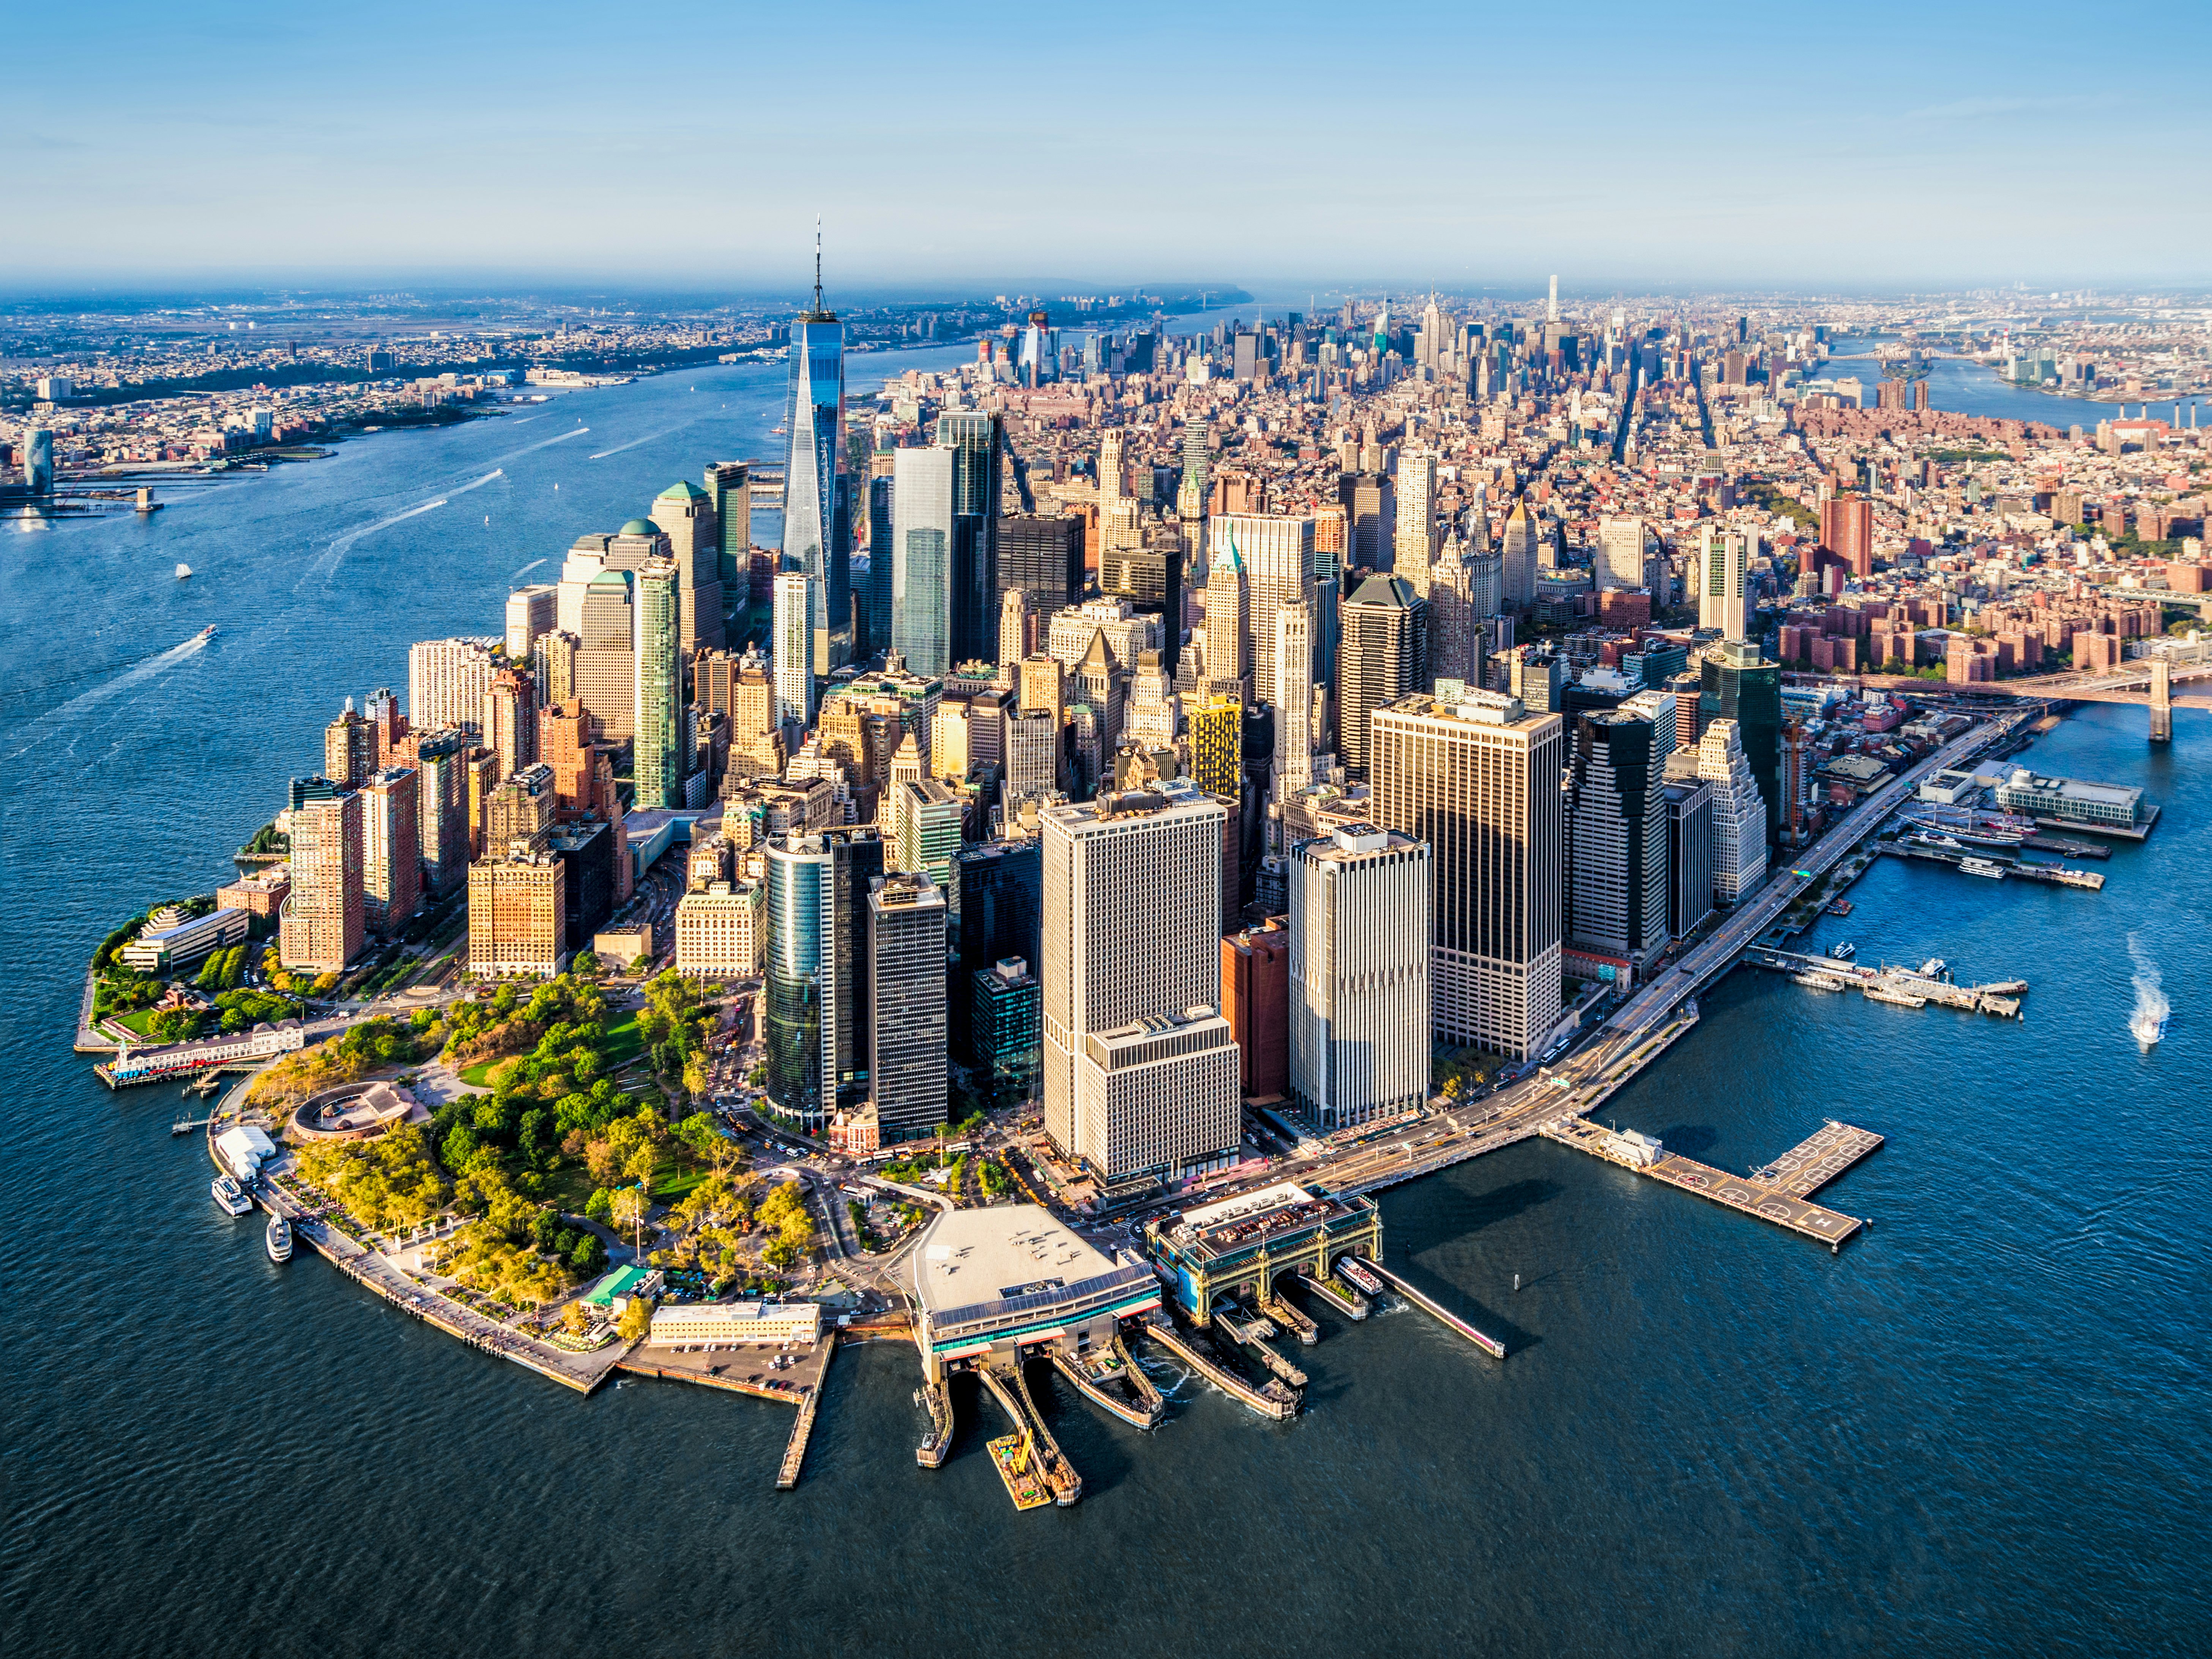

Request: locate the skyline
(8, 0), (2210, 290)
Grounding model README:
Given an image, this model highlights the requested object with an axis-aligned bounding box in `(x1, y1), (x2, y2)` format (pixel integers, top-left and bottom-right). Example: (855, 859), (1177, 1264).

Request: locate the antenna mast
(814, 216), (823, 315)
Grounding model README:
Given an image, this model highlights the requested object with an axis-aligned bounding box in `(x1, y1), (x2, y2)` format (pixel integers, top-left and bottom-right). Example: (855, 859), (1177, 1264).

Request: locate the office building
(1188, 695), (1242, 798)
(892, 445), (955, 677)
(486, 761), (556, 854)
(763, 828), (884, 1130)
(547, 818), (615, 945)
(1212, 513), (1314, 710)
(938, 408), (1002, 668)
(674, 878), (765, 978)
(704, 461), (751, 623)
(1041, 790), (1236, 1187)
(505, 583), (557, 662)
(1005, 709), (1060, 794)
(651, 479), (724, 654)
(862, 471), (895, 660)
(997, 588), (1031, 677)
(785, 266), (850, 673)
(1273, 601), (1314, 795)
(896, 778), (964, 893)
(574, 570), (636, 741)
(1288, 825), (1432, 1129)
(1499, 501), (1540, 608)
(22, 427), (53, 494)
(1566, 709), (1670, 964)
(1426, 532), (1479, 689)
(412, 729), (472, 896)
(868, 872), (950, 1143)
(1202, 545), (1249, 694)
(1700, 641), (1782, 842)
(1338, 576), (1429, 778)
(467, 849), (565, 978)
(632, 558), (688, 809)
(1370, 690), (1564, 1059)
(1695, 719), (1769, 903)
(361, 766), (421, 938)
(1698, 526), (1749, 640)
(1221, 920), (1289, 1100)
(280, 791), (364, 974)
(773, 571), (815, 729)
(1596, 516), (1647, 592)
(972, 957), (1041, 1114)
(1394, 448), (1437, 595)
(998, 513), (1085, 617)
(952, 837), (1042, 1062)
(1665, 778), (1716, 940)
(1338, 472), (1391, 569)
(407, 637), (499, 734)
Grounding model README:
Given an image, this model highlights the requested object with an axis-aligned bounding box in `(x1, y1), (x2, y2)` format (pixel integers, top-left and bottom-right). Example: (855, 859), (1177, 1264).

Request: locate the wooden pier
(775, 1358), (828, 1491)
(1343, 1256), (1507, 1359)
(1747, 947), (2028, 1019)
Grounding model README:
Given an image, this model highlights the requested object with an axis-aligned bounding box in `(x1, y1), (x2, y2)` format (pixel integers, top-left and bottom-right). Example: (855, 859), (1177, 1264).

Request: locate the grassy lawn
(600, 1010), (644, 1067)
(113, 1009), (163, 1037)
(541, 1164), (598, 1214)
(651, 1164), (714, 1205)
(459, 1056), (517, 1088)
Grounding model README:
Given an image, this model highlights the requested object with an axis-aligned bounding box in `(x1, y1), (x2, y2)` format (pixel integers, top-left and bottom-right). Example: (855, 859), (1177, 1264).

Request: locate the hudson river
(2, 355), (2203, 1657)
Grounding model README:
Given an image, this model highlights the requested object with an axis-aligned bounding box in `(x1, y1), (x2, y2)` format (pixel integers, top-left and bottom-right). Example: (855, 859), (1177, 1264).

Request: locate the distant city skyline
(8, 0), (2208, 289)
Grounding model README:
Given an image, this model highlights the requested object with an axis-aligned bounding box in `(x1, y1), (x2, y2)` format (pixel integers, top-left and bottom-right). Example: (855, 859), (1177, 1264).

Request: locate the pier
(1745, 947), (2029, 1018)
(615, 1336), (836, 1490)
(1137, 1316), (1299, 1420)
(1544, 1118), (1879, 1252)
(1295, 1268), (1369, 1320)
(1342, 1255), (1507, 1359)
(1212, 1305), (1309, 1388)
(776, 1363), (826, 1491)
(1884, 841), (2105, 889)
(1050, 1334), (1165, 1429)
(976, 1360), (1082, 1506)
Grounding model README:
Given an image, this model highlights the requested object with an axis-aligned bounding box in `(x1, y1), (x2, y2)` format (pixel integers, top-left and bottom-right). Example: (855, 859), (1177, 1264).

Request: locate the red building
(1221, 922), (1289, 1101)
(1819, 495), (1875, 578)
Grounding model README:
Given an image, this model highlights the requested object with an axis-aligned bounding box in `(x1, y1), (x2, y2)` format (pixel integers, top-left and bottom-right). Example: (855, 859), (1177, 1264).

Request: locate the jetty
(1050, 1334), (1165, 1429)
(1137, 1315), (1299, 1421)
(976, 1360), (1082, 1506)
(1341, 1255), (1507, 1359)
(1747, 947), (2029, 1019)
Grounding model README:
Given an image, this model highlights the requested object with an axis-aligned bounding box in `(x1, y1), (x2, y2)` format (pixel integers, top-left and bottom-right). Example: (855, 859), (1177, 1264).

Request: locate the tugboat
(212, 1175), (253, 1217)
(265, 1213), (293, 1263)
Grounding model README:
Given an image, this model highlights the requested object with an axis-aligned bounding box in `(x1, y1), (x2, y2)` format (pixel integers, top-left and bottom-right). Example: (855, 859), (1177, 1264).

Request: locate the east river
(2, 351), (2205, 1657)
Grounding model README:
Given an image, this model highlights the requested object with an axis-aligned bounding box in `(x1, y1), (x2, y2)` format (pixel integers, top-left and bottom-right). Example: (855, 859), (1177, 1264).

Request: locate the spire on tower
(813, 216), (823, 315)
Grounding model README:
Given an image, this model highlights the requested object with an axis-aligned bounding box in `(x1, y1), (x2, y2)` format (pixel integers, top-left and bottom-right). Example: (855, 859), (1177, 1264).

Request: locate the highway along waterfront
(5, 337), (2206, 1653)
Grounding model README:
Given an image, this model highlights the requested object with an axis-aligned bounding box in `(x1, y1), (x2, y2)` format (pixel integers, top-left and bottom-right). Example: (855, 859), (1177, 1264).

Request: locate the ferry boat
(211, 1175), (253, 1217)
(1919, 958), (1948, 979)
(1958, 857), (2008, 880)
(1335, 1256), (1386, 1297)
(265, 1214), (293, 1263)
(1829, 941), (1857, 961)
(1792, 971), (1851, 991)
(1864, 986), (1929, 1009)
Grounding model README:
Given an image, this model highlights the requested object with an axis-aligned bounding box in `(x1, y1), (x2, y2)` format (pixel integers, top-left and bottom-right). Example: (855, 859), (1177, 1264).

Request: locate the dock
(775, 1358), (828, 1491)
(1342, 1255), (1507, 1359)
(1295, 1269), (1369, 1320)
(976, 1361), (1081, 1506)
(1137, 1316), (1299, 1420)
(1050, 1334), (1165, 1429)
(1545, 1118), (1878, 1252)
(1747, 947), (2028, 1019)
(616, 1336), (836, 1490)
(1884, 841), (2104, 890)
(1212, 1306), (1309, 1388)
(1257, 1281), (1320, 1346)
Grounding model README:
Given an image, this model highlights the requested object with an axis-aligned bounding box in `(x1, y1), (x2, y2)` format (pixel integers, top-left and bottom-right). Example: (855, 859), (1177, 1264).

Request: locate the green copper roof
(618, 517), (658, 536)
(657, 480), (707, 501)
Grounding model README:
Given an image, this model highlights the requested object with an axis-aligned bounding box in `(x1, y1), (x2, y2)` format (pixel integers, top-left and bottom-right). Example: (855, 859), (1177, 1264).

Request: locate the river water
(3, 352), (2206, 1656)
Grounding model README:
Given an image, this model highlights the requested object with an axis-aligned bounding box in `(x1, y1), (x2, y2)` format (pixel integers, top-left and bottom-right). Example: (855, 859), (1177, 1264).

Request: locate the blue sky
(8, 0), (2208, 292)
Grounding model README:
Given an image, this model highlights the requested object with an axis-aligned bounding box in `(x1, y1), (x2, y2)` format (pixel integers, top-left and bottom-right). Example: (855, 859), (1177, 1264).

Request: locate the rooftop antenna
(814, 216), (824, 315)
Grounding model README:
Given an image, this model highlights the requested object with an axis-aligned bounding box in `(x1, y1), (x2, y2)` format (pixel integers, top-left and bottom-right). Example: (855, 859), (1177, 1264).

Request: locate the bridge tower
(2149, 656), (2173, 744)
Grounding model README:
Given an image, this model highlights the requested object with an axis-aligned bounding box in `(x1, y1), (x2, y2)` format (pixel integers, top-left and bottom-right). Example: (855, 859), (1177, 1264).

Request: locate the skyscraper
(764, 827), (883, 1130)
(574, 571), (636, 741)
(325, 700), (376, 789)
(1213, 513), (1313, 710)
(1700, 640), (1782, 842)
(998, 587), (1030, 676)
(938, 409), (1002, 667)
(505, 584), (557, 662)
(1338, 575), (1430, 778)
(280, 790), (364, 974)
(1698, 525), (1749, 640)
(1202, 541), (1249, 695)
(1273, 600), (1313, 796)
(1394, 448), (1438, 595)
(1566, 708), (1670, 964)
(1288, 824), (1431, 1129)
(703, 461), (751, 625)
(891, 445), (955, 677)
(784, 234), (848, 673)
(407, 637), (500, 734)
(867, 871), (949, 1144)
(1695, 719), (1769, 904)
(862, 470), (894, 661)
(1040, 790), (1238, 1188)
(952, 837), (1042, 1063)
(632, 558), (687, 809)
(1427, 531), (1477, 688)
(483, 666), (538, 780)
(650, 479), (725, 654)
(1819, 494), (1874, 579)
(998, 513), (1085, 617)
(1596, 516), (1646, 591)
(1370, 689), (1564, 1059)
(361, 766), (421, 938)
(1499, 501), (1540, 609)
(412, 729), (471, 897)
(772, 571), (815, 730)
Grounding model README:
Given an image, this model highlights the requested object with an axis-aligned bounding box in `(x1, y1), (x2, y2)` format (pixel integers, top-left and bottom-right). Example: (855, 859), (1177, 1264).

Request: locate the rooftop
(911, 1204), (1115, 1317)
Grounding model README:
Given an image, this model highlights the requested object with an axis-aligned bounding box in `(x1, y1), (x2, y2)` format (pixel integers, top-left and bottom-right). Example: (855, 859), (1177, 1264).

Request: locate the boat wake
(509, 557), (547, 580)
(299, 496), (451, 586)
(5, 631), (213, 758)
(2127, 934), (2169, 1050)
(484, 425), (590, 470)
(589, 421), (693, 461)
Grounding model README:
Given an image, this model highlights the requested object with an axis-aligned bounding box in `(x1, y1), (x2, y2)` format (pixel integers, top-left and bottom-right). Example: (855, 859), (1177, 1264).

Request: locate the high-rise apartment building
(764, 828), (883, 1130)
(632, 558), (688, 809)
(361, 766), (421, 938)
(486, 761), (557, 855)
(651, 479), (724, 654)
(407, 637), (499, 735)
(1695, 719), (1769, 904)
(785, 272), (849, 673)
(483, 666), (538, 780)
(1273, 601), (1313, 796)
(772, 571), (815, 729)
(1370, 690), (1564, 1059)
(892, 445), (955, 677)
(1698, 526), (1750, 640)
(1819, 495), (1874, 579)
(325, 700), (377, 789)
(505, 583), (557, 662)
(1041, 790), (1237, 1187)
(1339, 576), (1430, 778)
(1287, 824), (1432, 1129)
(279, 790), (363, 974)
(1566, 710), (1670, 964)
(412, 729), (471, 897)
(1209, 515), (1312, 714)
(1394, 448), (1438, 595)
(867, 871), (949, 1144)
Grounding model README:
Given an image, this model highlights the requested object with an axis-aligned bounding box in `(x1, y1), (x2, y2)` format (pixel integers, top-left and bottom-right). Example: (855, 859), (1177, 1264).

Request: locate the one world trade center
(783, 227), (850, 672)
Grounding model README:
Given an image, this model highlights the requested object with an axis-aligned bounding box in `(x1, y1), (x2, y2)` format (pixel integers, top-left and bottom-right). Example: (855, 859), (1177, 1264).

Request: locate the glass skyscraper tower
(632, 558), (686, 808)
(936, 409), (1001, 669)
(784, 233), (849, 673)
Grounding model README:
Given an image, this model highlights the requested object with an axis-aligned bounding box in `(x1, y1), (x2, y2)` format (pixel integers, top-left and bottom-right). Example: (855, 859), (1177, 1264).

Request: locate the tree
(609, 1186), (648, 1235)
(562, 1301), (590, 1335)
(616, 1296), (654, 1342)
(585, 1186), (614, 1224)
(623, 1142), (658, 1188)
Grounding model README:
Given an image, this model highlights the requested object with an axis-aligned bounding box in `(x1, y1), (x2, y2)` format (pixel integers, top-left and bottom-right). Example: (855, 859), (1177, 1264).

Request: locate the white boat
(1959, 858), (2007, 880)
(1336, 1256), (1385, 1296)
(266, 1214), (293, 1262)
(1829, 941), (1856, 960)
(175, 563), (192, 579)
(212, 1175), (253, 1216)
(1919, 959), (1948, 978)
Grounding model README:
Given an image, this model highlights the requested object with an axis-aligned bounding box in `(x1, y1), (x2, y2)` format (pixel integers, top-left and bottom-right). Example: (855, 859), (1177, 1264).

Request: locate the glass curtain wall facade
(764, 829), (884, 1130)
(784, 314), (848, 671)
(892, 447), (955, 677)
(632, 560), (686, 808)
(937, 410), (1002, 668)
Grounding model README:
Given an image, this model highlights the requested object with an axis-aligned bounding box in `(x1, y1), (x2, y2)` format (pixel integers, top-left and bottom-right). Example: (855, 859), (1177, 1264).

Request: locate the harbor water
(2, 361), (2206, 1656)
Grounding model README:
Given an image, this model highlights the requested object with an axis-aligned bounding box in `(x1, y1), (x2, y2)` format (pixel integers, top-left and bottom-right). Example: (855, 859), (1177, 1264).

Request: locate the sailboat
(175, 563), (192, 579)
